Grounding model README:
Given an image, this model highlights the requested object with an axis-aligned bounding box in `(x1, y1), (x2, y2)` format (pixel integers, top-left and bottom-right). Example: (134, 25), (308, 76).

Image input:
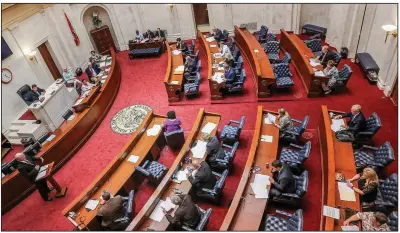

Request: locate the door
(193, 4), (209, 26)
(38, 42), (61, 80)
(390, 75), (398, 106)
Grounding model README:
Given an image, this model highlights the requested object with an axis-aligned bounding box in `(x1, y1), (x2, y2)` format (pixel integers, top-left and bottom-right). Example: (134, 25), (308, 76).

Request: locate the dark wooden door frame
(38, 42), (61, 80)
(192, 3), (210, 26)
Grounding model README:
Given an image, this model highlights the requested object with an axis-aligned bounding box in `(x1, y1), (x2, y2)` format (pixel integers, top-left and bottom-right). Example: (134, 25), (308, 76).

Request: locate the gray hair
(351, 104), (361, 112)
(170, 195), (183, 205)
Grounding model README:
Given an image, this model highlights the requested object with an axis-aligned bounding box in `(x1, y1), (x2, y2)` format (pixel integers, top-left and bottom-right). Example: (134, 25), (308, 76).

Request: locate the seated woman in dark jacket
(202, 134), (226, 171)
(346, 167), (379, 203)
(162, 111), (182, 133)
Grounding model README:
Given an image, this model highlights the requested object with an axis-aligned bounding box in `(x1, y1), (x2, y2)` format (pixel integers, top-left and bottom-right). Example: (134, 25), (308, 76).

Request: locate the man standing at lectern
(11, 153), (54, 201)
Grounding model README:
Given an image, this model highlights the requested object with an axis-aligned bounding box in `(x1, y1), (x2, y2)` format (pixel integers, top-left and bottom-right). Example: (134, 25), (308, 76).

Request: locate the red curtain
(64, 12), (80, 46)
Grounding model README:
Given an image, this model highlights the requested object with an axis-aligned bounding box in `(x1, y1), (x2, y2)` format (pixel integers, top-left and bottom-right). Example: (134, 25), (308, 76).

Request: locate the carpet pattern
(110, 104), (152, 134)
(1, 34), (397, 231)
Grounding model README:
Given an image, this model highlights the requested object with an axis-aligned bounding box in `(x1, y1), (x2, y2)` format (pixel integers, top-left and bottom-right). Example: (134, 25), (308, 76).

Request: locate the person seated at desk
(85, 62), (101, 84)
(63, 67), (82, 87)
(346, 167), (379, 204)
(81, 79), (95, 97)
(210, 27), (222, 42)
(176, 38), (188, 53)
(11, 153), (54, 201)
(90, 50), (102, 64)
(334, 104), (367, 136)
(202, 134), (226, 171)
(219, 41), (232, 60)
(269, 160), (296, 200)
(224, 61), (235, 84)
(23, 84), (45, 103)
(134, 30), (144, 42)
(187, 160), (217, 192)
(154, 27), (165, 39)
(272, 108), (295, 139)
(344, 211), (390, 231)
(163, 194), (201, 230)
(321, 60), (339, 95)
(224, 52), (235, 66)
(97, 191), (124, 230)
(143, 29), (154, 40)
(184, 56), (197, 74)
(162, 111), (182, 133)
(315, 45), (334, 68)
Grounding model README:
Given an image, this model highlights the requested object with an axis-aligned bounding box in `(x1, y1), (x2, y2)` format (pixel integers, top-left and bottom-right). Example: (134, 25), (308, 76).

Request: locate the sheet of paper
(210, 44), (217, 48)
(67, 115), (76, 121)
(39, 164), (49, 172)
(174, 65), (185, 74)
(315, 70), (325, 77)
(309, 58), (321, 67)
(264, 113), (277, 125)
(323, 205), (340, 219)
(46, 134), (56, 142)
(254, 174), (270, 186)
(261, 135), (273, 143)
(171, 80), (179, 85)
(149, 200), (165, 222)
(212, 74), (225, 84)
(128, 155), (140, 163)
(201, 122), (217, 134)
(172, 50), (182, 55)
(191, 140), (207, 159)
(36, 170), (47, 180)
(101, 80), (106, 84)
(338, 182), (356, 202)
(74, 98), (84, 106)
(206, 37), (215, 42)
(147, 124), (162, 136)
(176, 170), (188, 181)
(250, 183), (269, 198)
(85, 199), (99, 211)
(331, 119), (345, 132)
(254, 49), (259, 53)
(101, 75), (108, 80)
(160, 197), (177, 212)
(341, 225), (359, 231)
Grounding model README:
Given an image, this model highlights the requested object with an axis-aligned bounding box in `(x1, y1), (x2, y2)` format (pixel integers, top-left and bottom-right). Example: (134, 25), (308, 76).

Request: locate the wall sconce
(26, 50), (38, 62)
(382, 24), (398, 43)
(167, 4), (174, 11)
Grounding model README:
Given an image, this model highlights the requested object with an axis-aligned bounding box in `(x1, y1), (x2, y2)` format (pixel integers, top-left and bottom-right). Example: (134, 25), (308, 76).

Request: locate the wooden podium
(36, 162), (68, 198)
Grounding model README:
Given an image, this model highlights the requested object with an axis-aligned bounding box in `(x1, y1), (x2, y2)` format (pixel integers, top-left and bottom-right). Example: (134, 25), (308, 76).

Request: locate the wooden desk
(319, 105), (361, 230)
(164, 41), (184, 102)
(128, 39), (165, 53)
(197, 30), (226, 100)
(280, 29), (328, 97)
(234, 26), (275, 98)
(61, 111), (166, 230)
(126, 108), (221, 231)
(220, 106), (279, 231)
(1, 47), (121, 214)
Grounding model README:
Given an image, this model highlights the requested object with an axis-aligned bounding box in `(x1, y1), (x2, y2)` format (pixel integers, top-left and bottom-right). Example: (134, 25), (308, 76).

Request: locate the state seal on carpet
(110, 104), (152, 134)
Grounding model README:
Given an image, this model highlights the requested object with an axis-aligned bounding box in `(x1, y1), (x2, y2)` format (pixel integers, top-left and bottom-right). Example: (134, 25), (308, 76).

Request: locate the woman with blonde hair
(274, 108), (294, 139)
(346, 167), (379, 203)
(321, 60), (339, 95)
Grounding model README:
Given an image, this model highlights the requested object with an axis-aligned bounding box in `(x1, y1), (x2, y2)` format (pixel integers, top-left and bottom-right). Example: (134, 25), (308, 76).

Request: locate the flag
(64, 12), (80, 46)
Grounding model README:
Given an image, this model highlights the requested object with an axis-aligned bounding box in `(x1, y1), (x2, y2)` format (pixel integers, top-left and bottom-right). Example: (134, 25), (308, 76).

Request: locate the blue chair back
(379, 173), (398, 207)
(305, 39), (322, 52)
(294, 170), (308, 197)
(375, 142), (394, 168)
(388, 211), (398, 231)
(364, 112), (382, 135)
(332, 50), (342, 65)
(214, 169), (229, 193)
(298, 141), (311, 162)
(338, 64), (352, 80)
(287, 209), (303, 231)
(281, 52), (292, 64)
(273, 63), (291, 78)
(267, 33), (278, 42)
(233, 49), (241, 61)
(267, 41), (280, 54)
(260, 25), (268, 36)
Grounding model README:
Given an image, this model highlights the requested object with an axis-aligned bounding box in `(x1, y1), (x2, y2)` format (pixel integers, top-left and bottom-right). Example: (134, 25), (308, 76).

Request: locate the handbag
(335, 130), (355, 142)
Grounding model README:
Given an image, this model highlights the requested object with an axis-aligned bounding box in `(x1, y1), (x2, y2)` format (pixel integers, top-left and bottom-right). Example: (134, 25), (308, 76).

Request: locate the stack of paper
(210, 44), (217, 48)
(100, 56), (107, 61)
(85, 200), (99, 211)
(172, 50), (182, 56)
(323, 205), (340, 219)
(206, 37), (215, 42)
(46, 134), (56, 142)
(171, 80), (179, 85)
(174, 65), (185, 74)
(315, 70), (325, 77)
(160, 197), (177, 212)
(261, 135), (273, 143)
(331, 119), (345, 132)
(176, 170), (188, 181)
(191, 140), (207, 158)
(250, 174), (270, 198)
(67, 115), (76, 121)
(149, 200), (166, 222)
(264, 113), (276, 124)
(128, 155), (140, 163)
(212, 73), (225, 84)
(39, 164), (49, 172)
(338, 182), (356, 202)
(341, 225), (359, 231)
(309, 58), (321, 67)
(213, 53), (222, 58)
(201, 122), (217, 134)
(36, 170), (47, 181)
(147, 124), (162, 136)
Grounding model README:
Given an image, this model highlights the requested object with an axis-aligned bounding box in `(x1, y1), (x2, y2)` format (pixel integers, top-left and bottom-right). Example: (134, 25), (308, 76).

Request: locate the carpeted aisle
(1, 35), (397, 231)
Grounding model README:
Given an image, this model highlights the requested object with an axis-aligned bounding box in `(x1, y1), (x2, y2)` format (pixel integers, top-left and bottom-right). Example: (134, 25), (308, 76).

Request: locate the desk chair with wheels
(354, 112), (381, 143)
(387, 211), (398, 231)
(195, 169), (229, 204)
(283, 116), (310, 144)
(136, 160), (168, 185)
(181, 205), (212, 231)
(279, 142), (311, 174)
(209, 141), (239, 173)
(17, 84), (33, 106)
(220, 116), (246, 145)
(264, 209), (303, 231)
(354, 142), (394, 173)
(271, 170), (308, 207)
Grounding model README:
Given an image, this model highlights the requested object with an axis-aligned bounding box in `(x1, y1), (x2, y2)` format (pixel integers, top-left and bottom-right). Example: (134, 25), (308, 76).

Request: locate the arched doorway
(82, 5), (119, 54)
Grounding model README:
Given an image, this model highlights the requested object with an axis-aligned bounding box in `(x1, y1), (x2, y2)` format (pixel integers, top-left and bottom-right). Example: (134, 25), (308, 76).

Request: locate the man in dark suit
(269, 160), (296, 199)
(316, 45), (335, 68)
(163, 194), (201, 229)
(11, 153), (53, 201)
(144, 29), (154, 40)
(154, 28), (165, 39)
(334, 104), (367, 135)
(97, 191), (124, 230)
(22, 84), (45, 103)
(176, 38), (188, 53)
(188, 160), (216, 191)
(210, 27), (223, 43)
(85, 62), (101, 84)
(203, 134), (226, 171)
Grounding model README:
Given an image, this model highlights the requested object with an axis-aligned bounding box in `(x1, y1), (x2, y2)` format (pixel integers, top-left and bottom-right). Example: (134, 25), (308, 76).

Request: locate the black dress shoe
(48, 187), (55, 192)
(45, 197), (53, 202)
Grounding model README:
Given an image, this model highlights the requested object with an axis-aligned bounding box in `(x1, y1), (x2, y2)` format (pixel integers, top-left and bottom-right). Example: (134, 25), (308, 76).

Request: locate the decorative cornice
(2, 3), (53, 30)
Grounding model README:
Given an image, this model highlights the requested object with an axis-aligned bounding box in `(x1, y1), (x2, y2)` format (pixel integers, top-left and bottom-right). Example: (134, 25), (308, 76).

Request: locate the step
(10, 119), (36, 126)
(8, 126), (20, 133)
(5, 132), (20, 140)
(8, 138), (22, 145)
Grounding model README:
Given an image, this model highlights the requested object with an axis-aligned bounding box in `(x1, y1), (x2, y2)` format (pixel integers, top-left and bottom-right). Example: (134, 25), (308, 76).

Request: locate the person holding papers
(273, 108), (294, 139)
(334, 104), (367, 136)
(202, 134), (226, 171)
(134, 30), (144, 42)
(343, 212), (390, 231)
(97, 191), (124, 230)
(85, 62), (101, 84)
(346, 167), (379, 203)
(269, 160), (296, 199)
(163, 194), (201, 229)
(219, 41), (232, 60)
(320, 60), (339, 95)
(176, 38), (188, 53)
(162, 111), (182, 133)
(11, 153), (53, 201)
(188, 160), (216, 192)
(315, 45), (334, 68)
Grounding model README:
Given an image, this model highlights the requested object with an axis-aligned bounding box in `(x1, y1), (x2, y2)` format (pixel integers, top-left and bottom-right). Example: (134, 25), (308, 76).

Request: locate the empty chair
(17, 84), (34, 106)
(283, 115), (310, 144)
(234, 56), (243, 72)
(387, 211), (398, 231)
(376, 174), (398, 212)
(226, 69), (246, 93)
(332, 64), (352, 91)
(309, 34), (321, 40)
(181, 205), (212, 231)
(354, 142), (395, 172)
(220, 29), (229, 42)
(264, 209), (303, 231)
(274, 52), (292, 64)
(354, 112), (382, 142)
(220, 116), (246, 144)
(136, 160), (168, 185)
(266, 41), (280, 62)
(184, 40), (195, 56)
(164, 128), (185, 150)
(332, 50), (342, 66)
(209, 141), (239, 173)
(185, 70), (201, 83)
(233, 49), (241, 62)
(272, 63), (294, 89)
(266, 33), (278, 43)
(62, 109), (74, 120)
(111, 190), (135, 230)
(257, 25), (269, 43)
(195, 169), (228, 204)
(279, 142), (311, 173)
(305, 39), (322, 57)
(190, 50), (200, 65)
(184, 73), (200, 97)
(271, 170), (309, 207)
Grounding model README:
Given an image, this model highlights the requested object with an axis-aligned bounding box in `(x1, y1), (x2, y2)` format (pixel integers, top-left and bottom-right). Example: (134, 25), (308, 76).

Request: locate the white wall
(300, 4), (331, 29)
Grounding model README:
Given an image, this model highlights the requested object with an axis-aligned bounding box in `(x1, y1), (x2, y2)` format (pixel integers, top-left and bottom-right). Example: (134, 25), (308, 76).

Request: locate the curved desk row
(164, 41), (184, 102)
(61, 110), (166, 230)
(1, 47), (121, 214)
(234, 26), (275, 98)
(220, 106), (279, 231)
(279, 29), (328, 97)
(197, 30), (226, 100)
(126, 108), (221, 231)
(319, 105), (360, 230)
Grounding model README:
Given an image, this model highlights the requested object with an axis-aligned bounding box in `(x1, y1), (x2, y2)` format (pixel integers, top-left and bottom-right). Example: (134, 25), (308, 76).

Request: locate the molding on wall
(2, 4), (53, 30)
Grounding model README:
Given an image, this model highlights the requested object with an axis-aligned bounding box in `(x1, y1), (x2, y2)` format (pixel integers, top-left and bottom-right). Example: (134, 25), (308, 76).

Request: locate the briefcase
(335, 130), (355, 142)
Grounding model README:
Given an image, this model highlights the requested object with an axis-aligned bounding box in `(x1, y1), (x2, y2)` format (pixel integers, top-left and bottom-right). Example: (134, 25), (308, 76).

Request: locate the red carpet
(1, 34), (397, 231)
